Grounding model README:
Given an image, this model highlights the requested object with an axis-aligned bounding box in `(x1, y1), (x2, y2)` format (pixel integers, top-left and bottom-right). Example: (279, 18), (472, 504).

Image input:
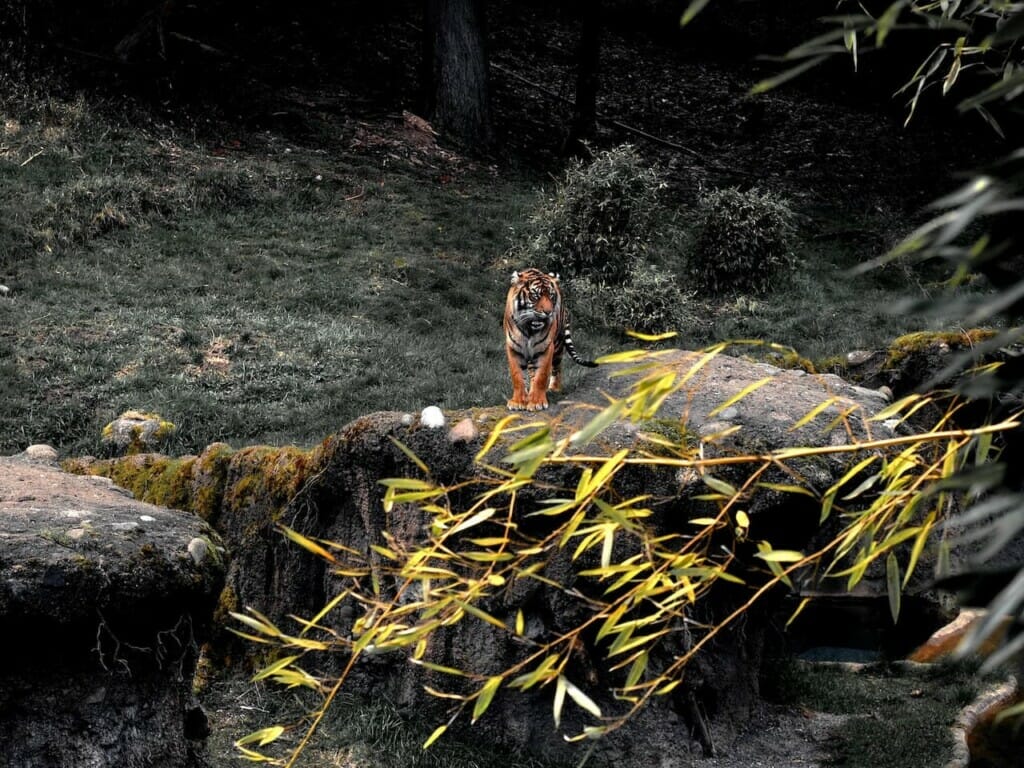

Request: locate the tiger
(504, 268), (597, 411)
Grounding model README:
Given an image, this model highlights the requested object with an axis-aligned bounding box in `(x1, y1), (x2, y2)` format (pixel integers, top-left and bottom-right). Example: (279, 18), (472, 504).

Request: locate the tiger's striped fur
(504, 268), (596, 411)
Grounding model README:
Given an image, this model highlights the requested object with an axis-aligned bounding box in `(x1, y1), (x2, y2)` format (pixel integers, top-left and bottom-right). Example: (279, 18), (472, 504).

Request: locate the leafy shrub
(686, 187), (797, 295)
(568, 262), (694, 335)
(518, 144), (663, 284)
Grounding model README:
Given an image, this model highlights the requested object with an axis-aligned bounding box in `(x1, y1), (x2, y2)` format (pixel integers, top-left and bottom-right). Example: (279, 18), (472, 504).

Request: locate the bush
(687, 187), (797, 295)
(518, 144), (663, 284)
(568, 262), (694, 335)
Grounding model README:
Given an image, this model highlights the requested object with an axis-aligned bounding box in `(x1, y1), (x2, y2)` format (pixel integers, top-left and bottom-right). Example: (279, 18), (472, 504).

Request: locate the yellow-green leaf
(754, 549), (804, 563)
(450, 507), (496, 535)
(235, 725), (285, 748)
(564, 677), (602, 719)
(472, 676), (502, 723)
(886, 553), (902, 623)
(251, 654), (301, 683)
(569, 399), (628, 447)
(554, 674), (567, 729)
(703, 474), (737, 496)
(785, 597), (811, 628)
(423, 724), (448, 749)
(388, 437), (431, 475)
(625, 329), (678, 341)
(708, 377), (772, 418)
(790, 397), (837, 431)
(279, 525), (336, 563)
(475, 414), (519, 463)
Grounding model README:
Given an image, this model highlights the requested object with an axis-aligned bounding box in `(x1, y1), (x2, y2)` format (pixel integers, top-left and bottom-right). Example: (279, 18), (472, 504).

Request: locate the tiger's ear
(549, 272), (560, 282)
(510, 270), (521, 285)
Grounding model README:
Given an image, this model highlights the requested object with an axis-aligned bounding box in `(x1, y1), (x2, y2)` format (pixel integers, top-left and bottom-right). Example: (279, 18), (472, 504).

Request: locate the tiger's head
(509, 269), (561, 332)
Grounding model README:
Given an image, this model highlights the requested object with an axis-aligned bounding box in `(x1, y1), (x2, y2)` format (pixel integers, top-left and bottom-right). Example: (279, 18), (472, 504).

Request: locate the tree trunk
(424, 0), (493, 150)
(565, 0), (602, 157)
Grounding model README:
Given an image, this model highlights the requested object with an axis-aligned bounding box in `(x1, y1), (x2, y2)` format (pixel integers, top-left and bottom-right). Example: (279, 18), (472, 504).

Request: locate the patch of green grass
(764, 661), (987, 768)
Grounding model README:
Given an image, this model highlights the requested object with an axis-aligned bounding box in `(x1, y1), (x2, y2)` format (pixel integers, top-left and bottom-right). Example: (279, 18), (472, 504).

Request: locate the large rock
(0, 450), (225, 768)
(68, 349), (916, 766)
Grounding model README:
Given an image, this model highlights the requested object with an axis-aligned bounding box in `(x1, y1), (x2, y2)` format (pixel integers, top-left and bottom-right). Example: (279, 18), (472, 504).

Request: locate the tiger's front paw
(525, 399), (549, 411)
(507, 399), (529, 411)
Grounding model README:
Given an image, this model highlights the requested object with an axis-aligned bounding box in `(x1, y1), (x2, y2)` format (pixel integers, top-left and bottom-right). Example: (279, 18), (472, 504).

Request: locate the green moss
(102, 454), (196, 511)
(101, 411), (177, 456)
(191, 442), (236, 521)
(815, 354), (848, 375)
(775, 350), (816, 373)
(886, 329), (998, 367)
(221, 445), (313, 521)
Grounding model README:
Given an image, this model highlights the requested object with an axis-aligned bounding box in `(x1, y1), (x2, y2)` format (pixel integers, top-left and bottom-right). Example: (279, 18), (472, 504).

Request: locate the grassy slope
(0, 91), (547, 454)
(0, 77), (950, 456)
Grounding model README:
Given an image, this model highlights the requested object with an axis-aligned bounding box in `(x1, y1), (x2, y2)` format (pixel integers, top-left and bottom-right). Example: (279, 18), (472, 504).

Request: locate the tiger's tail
(563, 327), (598, 368)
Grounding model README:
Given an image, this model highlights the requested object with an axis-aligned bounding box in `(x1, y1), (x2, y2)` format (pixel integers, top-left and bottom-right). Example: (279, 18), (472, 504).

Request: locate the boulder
(0, 452), (225, 768)
(68, 349), (923, 766)
(101, 409), (177, 456)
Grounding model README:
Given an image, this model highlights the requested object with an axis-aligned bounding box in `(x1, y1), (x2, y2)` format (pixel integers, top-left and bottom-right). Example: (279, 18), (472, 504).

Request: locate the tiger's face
(510, 270), (559, 333)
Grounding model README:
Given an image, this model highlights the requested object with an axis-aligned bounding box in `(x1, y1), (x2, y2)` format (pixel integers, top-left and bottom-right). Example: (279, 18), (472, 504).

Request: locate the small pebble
(420, 406), (446, 428)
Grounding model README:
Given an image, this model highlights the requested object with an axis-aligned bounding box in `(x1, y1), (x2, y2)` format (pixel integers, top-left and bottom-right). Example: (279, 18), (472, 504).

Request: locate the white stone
(23, 444), (58, 463)
(188, 537), (209, 565)
(139, 515), (156, 522)
(420, 406), (446, 428)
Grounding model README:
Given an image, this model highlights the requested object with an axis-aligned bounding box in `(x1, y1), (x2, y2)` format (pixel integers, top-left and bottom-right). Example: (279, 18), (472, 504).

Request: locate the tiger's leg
(506, 344), (530, 410)
(526, 347), (555, 410)
(549, 348), (564, 392)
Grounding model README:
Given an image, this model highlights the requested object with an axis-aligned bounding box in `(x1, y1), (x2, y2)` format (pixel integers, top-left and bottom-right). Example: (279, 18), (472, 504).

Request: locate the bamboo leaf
(410, 659), (470, 677)
(904, 511), (937, 588)
(624, 651), (648, 689)
(708, 377), (773, 417)
(582, 448), (630, 497)
(564, 678), (603, 719)
(626, 329), (678, 341)
(554, 675), (567, 729)
(570, 399), (628, 447)
(886, 553), (902, 623)
(680, 0), (711, 27)
(449, 507), (496, 536)
(389, 437), (430, 475)
(475, 414), (519, 463)
(756, 482), (817, 498)
(472, 676), (503, 723)
(785, 597), (811, 628)
(752, 55), (830, 95)
(703, 474), (737, 496)
(754, 549), (804, 563)
(251, 655), (302, 683)
(515, 609), (525, 636)
(279, 525), (336, 563)
(235, 725), (285, 748)
(456, 600), (511, 630)
(596, 349), (651, 364)
(423, 724), (448, 749)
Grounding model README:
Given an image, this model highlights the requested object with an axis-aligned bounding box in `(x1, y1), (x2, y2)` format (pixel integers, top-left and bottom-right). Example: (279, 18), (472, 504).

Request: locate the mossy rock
(100, 409), (177, 456)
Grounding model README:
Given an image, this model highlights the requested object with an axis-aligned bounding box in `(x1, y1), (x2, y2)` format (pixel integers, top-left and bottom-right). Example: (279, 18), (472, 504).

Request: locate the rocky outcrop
(66, 349), (918, 766)
(0, 448), (225, 768)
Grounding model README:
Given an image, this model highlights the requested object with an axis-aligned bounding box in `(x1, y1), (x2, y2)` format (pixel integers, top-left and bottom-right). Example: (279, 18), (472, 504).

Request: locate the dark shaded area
(0, 0), (1001, 196)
